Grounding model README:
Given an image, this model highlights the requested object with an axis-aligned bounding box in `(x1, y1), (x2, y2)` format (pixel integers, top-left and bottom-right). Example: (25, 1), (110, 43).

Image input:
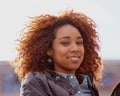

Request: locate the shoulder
(20, 71), (52, 96)
(21, 71), (46, 84)
(21, 69), (56, 84)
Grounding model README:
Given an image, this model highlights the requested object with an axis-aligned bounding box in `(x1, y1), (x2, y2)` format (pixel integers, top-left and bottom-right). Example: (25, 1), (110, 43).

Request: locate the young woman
(14, 10), (103, 96)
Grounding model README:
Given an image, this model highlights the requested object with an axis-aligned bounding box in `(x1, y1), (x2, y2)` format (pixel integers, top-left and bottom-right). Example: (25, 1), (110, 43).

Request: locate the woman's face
(47, 24), (85, 74)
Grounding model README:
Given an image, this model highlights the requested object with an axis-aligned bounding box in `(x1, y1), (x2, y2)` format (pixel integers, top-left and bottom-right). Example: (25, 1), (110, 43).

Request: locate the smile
(67, 56), (80, 61)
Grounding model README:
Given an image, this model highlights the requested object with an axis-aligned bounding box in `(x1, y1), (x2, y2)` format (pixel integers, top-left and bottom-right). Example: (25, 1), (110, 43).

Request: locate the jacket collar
(42, 69), (99, 96)
(43, 69), (93, 82)
(43, 69), (58, 79)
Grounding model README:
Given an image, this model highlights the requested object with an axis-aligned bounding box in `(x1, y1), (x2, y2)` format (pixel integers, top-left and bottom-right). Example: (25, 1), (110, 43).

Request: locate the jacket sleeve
(20, 72), (48, 96)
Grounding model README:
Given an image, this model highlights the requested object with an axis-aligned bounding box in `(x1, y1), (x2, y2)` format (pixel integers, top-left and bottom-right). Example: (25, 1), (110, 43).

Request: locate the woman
(14, 9), (103, 96)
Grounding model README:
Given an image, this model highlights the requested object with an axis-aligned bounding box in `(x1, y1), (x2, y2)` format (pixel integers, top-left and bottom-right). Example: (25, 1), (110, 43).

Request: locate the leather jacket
(20, 70), (99, 96)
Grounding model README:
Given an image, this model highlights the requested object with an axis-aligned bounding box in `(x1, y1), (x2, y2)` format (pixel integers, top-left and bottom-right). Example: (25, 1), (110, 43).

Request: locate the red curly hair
(14, 10), (103, 82)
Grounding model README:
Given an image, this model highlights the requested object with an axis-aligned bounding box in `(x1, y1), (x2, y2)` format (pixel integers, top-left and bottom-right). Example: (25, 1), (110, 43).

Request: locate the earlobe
(47, 49), (53, 56)
(47, 49), (53, 63)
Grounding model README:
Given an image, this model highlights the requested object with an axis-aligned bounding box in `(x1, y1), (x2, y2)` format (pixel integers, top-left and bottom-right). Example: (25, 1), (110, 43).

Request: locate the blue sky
(0, 0), (120, 61)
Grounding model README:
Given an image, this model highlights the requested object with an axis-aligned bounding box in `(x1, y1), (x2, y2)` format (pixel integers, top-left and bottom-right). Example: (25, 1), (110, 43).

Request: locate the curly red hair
(14, 10), (103, 82)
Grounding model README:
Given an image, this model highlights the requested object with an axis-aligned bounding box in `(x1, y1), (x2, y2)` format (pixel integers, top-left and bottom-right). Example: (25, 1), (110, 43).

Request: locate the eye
(76, 41), (83, 45)
(60, 42), (69, 46)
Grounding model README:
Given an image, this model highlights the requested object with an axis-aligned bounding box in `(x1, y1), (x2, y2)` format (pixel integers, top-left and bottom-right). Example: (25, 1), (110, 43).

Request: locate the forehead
(55, 24), (82, 38)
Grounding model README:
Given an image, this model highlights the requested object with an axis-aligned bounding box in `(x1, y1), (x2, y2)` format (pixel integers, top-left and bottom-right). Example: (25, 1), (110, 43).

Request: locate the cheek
(52, 47), (68, 62)
(79, 46), (85, 54)
(54, 48), (67, 57)
(82, 47), (85, 54)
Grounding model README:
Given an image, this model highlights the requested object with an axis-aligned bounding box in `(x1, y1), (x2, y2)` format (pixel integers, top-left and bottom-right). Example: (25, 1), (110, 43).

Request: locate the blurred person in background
(13, 9), (103, 96)
(111, 82), (120, 96)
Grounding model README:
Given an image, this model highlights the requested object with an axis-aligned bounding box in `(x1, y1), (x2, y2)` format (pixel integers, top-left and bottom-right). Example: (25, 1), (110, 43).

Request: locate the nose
(70, 43), (79, 52)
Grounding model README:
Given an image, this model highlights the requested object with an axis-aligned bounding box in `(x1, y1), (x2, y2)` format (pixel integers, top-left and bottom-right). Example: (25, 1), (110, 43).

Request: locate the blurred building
(0, 60), (120, 96)
(0, 61), (20, 96)
(98, 60), (120, 96)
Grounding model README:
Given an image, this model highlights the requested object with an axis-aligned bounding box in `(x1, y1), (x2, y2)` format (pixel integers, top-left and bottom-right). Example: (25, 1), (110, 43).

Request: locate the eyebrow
(58, 36), (83, 40)
(77, 36), (83, 39)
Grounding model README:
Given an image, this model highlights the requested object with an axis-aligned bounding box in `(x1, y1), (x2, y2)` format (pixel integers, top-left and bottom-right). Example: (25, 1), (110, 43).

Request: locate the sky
(0, 0), (120, 61)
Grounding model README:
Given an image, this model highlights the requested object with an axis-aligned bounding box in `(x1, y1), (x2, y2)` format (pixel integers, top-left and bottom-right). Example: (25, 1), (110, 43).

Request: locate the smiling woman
(13, 9), (103, 96)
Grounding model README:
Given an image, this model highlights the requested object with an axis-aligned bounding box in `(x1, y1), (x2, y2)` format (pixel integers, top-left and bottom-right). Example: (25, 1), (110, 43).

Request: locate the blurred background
(0, 0), (120, 96)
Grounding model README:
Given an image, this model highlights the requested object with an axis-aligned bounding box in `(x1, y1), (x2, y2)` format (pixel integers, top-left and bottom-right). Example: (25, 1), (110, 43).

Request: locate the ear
(47, 49), (53, 56)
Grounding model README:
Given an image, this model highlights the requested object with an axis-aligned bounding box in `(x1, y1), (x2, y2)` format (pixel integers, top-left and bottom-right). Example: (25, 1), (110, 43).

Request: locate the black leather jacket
(20, 70), (99, 96)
